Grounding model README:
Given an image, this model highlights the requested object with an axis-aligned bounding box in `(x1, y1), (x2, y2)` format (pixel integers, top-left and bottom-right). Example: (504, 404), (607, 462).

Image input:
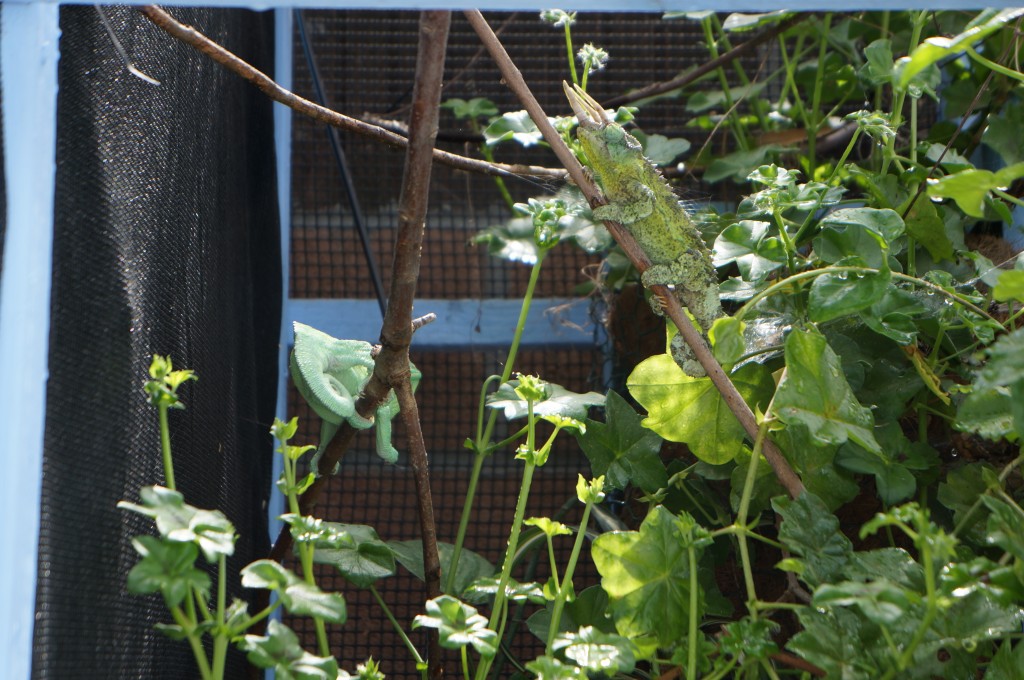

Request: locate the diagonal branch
(137, 5), (565, 181)
(464, 9), (804, 499)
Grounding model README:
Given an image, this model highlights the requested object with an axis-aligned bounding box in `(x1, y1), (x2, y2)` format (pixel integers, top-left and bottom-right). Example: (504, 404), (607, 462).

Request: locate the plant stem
(701, 16), (750, 150)
(477, 404), (539, 679)
(737, 421), (771, 613)
(735, 266), (999, 324)
(171, 604), (213, 680)
(563, 22), (578, 86)
(687, 544), (699, 680)
(211, 554), (228, 679)
(370, 584), (426, 667)
(158, 404), (176, 491)
(545, 499), (594, 653)
(447, 253), (547, 592)
(806, 14), (833, 170)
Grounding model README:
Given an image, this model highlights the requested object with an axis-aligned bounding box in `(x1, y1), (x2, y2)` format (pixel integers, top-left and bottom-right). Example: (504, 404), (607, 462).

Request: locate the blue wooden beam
(0, 4), (59, 680)
(285, 298), (595, 349)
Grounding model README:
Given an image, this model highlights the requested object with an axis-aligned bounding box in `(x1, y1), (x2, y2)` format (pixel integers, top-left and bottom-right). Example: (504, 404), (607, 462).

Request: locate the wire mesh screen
(284, 10), (750, 676)
(34, 7), (279, 679)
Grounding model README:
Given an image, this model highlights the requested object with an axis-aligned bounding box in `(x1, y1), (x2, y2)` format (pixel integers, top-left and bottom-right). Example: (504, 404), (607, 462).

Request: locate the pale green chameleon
(290, 322), (421, 471)
(564, 82), (723, 377)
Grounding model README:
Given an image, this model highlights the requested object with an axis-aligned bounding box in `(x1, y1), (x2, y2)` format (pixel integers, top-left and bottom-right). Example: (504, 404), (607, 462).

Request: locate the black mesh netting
(33, 6), (280, 679)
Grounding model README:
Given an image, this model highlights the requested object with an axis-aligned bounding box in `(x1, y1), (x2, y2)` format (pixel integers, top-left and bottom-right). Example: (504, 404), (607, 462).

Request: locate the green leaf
(282, 582), (348, 624)
(636, 132), (690, 166)
(772, 426), (858, 511)
(527, 585), (617, 640)
(810, 269), (891, 323)
(126, 535), (209, 607)
(463, 576), (546, 605)
(241, 620), (340, 679)
(488, 379), (605, 421)
(629, 356), (773, 464)
(981, 495), (1024, 561)
(938, 463), (996, 545)
(895, 9), (1024, 90)
(773, 329), (882, 455)
(982, 99), (1024, 166)
(591, 506), (710, 646)
(413, 595), (498, 657)
(712, 220), (787, 283)
(704, 145), (789, 184)
(442, 97), (497, 120)
(483, 110), (547, 147)
(903, 190), (954, 261)
(552, 626), (636, 675)
(859, 286), (927, 345)
(241, 560), (347, 624)
(524, 656), (587, 679)
(860, 39), (894, 87)
(986, 639), (1024, 680)
(576, 390), (665, 493)
(813, 579), (914, 625)
(956, 386), (1016, 441)
(118, 486), (236, 562)
(388, 540), (495, 596)
(927, 163), (1024, 219)
(994, 270), (1024, 302)
(686, 82), (765, 113)
(813, 208), (904, 268)
(719, 617), (779, 659)
(787, 607), (879, 679)
(709, 317), (746, 369)
(773, 493), (853, 587)
(312, 523), (396, 588)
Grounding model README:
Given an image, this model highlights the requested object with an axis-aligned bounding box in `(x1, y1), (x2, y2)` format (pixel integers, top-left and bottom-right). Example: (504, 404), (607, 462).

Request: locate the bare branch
(464, 10), (805, 499)
(137, 5), (566, 181)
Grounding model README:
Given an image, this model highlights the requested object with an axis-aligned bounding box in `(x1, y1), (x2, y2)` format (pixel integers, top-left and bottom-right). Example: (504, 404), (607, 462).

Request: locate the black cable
(295, 9), (387, 318)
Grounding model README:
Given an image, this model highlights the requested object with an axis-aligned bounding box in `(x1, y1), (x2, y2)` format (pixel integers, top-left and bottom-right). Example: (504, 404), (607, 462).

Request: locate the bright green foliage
(628, 355), (773, 463)
(311, 523), (396, 589)
(592, 505), (711, 646)
(388, 540), (494, 596)
(773, 329), (883, 455)
(241, 561), (347, 624)
(126, 535), (209, 606)
(241, 620), (340, 680)
(575, 389), (665, 492)
(524, 656), (587, 679)
(412, 596), (498, 657)
(119, 485), (236, 562)
(551, 626), (636, 675)
(487, 378), (603, 421)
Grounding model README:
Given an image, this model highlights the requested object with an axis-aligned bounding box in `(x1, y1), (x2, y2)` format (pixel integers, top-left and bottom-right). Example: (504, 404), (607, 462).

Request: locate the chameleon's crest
(563, 81), (611, 129)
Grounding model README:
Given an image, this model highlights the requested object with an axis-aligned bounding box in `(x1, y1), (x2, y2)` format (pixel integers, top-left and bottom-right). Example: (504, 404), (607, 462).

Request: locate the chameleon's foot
(671, 333), (707, 378)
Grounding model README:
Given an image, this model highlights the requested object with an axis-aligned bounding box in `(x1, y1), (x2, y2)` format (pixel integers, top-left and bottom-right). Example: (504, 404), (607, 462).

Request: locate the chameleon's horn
(563, 80), (611, 127)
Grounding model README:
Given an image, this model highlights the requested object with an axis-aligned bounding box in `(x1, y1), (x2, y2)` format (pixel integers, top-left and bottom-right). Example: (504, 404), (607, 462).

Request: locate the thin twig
(137, 5), (565, 181)
(464, 9), (804, 499)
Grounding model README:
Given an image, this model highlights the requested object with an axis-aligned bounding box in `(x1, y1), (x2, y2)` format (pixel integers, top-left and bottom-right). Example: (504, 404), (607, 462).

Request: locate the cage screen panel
(286, 10), (767, 677)
(34, 7), (279, 679)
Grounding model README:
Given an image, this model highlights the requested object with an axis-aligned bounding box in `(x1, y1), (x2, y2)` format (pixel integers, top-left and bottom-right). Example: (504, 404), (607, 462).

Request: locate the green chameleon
(564, 82), (723, 377)
(290, 322), (421, 470)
